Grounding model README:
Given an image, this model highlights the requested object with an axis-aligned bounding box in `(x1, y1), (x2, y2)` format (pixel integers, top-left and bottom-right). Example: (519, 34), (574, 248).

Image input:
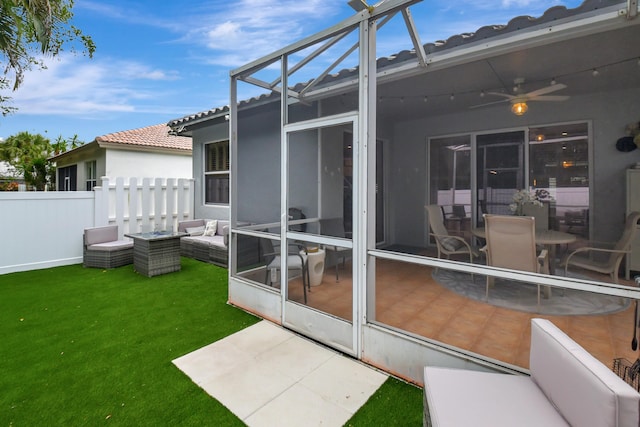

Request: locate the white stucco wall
(105, 150), (192, 180)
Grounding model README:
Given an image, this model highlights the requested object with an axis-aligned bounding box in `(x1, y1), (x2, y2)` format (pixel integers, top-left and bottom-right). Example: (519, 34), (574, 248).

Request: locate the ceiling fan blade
(525, 83), (567, 98)
(528, 95), (570, 102)
(469, 99), (509, 109)
(485, 91), (516, 100)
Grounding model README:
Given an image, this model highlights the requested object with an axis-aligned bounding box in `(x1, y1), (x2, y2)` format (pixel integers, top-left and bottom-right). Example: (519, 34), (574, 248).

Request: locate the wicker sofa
(83, 225), (133, 269)
(177, 219), (260, 268)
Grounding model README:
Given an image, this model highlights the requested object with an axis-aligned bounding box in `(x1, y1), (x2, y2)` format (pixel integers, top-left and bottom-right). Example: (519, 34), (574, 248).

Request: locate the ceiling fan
(472, 78), (570, 115)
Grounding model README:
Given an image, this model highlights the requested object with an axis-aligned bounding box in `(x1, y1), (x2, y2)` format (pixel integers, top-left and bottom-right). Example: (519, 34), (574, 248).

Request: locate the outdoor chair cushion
(204, 220), (218, 236)
(185, 226), (205, 236)
(88, 240), (133, 252)
(84, 225), (119, 246)
(440, 236), (464, 252)
(424, 367), (568, 426)
(424, 318), (640, 427)
(530, 319), (640, 427)
(181, 235), (225, 248)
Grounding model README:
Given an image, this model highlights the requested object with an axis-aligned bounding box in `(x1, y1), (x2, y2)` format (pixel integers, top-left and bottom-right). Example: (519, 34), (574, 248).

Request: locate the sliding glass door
(476, 131), (525, 225)
(428, 122), (590, 237)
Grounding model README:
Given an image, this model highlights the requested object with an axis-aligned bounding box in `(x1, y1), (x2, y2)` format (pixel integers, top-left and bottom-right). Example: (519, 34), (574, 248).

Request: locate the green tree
(0, 0), (95, 115)
(0, 131), (84, 190)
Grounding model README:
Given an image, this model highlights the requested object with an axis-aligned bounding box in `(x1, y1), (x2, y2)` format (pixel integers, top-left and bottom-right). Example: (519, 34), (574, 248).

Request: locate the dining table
(471, 228), (577, 275)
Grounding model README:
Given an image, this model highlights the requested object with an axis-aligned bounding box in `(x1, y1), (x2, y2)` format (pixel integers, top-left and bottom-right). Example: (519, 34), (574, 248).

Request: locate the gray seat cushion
(87, 240), (133, 252)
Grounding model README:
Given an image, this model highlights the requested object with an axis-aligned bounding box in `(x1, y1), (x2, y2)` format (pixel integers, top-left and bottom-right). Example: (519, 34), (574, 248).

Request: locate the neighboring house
(0, 161), (24, 190)
(169, 0), (640, 383)
(50, 124), (192, 191)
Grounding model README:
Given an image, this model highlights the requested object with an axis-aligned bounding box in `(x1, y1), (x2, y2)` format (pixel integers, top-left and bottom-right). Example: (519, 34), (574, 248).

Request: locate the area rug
(432, 269), (629, 315)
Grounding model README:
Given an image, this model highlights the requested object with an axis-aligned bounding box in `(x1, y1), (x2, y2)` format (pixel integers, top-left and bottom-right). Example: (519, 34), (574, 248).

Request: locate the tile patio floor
(284, 254), (639, 372)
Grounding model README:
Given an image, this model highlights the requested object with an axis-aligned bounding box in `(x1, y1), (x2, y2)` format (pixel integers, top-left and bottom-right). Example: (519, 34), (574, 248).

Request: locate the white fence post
(129, 177), (138, 234)
(154, 178), (163, 231)
(94, 177), (110, 227)
(141, 178), (151, 232)
(166, 178), (176, 231)
(177, 178), (191, 222)
(115, 177), (126, 238)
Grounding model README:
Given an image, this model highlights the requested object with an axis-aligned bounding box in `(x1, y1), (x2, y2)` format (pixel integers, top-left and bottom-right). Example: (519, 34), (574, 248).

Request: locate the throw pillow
(204, 220), (218, 237)
(440, 236), (464, 252)
(185, 225), (205, 236)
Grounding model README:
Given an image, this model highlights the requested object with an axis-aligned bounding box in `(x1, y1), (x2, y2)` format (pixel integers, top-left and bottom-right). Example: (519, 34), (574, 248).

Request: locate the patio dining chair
(563, 211), (640, 284)
(482, 214), (549, 307)
(260, 238), (310, 303)
(425, 205), (479, 266)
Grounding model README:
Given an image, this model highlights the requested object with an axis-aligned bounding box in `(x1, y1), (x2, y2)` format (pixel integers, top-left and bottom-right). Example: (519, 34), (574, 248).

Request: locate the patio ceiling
(169, 0), (639, 132)
(375, 22), (640, 121)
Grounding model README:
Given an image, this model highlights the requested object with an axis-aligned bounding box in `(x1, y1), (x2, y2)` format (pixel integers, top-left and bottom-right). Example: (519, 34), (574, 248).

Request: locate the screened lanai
(225, 0), (640, 383)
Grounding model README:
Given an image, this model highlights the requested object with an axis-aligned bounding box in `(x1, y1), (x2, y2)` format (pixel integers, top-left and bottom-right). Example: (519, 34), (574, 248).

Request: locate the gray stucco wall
(191, 103), (322, 226)
(191, 120), (230, 221)
(389, 86), (640, 247)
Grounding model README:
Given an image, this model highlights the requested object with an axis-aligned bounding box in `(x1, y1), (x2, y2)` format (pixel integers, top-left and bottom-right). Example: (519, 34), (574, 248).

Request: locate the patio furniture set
(83, 219), (263, 277)
(83, 224), (187, 277)
(426, 204), (640, 285)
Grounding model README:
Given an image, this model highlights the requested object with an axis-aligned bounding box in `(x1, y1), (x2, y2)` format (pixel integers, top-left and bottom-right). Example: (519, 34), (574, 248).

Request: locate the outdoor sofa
(177, 219), (260, 268)
(423, 318), (640, 426)
(83, 225), (133, 269)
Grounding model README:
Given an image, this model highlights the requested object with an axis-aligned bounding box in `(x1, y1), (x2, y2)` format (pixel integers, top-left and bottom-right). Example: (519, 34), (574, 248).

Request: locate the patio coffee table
(125, 231), (187, 277)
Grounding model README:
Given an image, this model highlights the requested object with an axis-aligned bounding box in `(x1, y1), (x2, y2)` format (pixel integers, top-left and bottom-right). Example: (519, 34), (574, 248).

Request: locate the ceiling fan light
(511, 102), (528, 115)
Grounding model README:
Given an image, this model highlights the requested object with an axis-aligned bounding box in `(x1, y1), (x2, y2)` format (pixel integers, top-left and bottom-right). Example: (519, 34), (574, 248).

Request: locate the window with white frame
(85, 160), (97, 191)
(205, 141), (229, 204)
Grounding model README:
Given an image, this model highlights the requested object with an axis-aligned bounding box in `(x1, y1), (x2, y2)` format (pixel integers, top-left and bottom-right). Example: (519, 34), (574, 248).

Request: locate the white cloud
(78, 1), (182, 32)
(188, 0), (345, 67)
(0, 55), (182, 116)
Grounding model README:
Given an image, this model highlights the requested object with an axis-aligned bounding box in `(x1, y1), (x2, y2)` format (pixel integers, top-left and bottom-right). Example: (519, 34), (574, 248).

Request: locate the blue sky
(0, 0), (583, 144)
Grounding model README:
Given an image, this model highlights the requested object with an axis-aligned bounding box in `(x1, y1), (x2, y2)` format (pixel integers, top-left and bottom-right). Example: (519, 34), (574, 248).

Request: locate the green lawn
(0, 259), (422, 426)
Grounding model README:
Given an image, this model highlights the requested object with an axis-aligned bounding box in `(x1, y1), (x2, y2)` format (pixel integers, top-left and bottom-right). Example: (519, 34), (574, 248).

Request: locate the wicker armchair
(83, 225), (133, 269)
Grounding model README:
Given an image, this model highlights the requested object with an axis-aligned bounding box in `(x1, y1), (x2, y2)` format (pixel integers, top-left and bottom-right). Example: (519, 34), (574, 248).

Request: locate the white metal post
(354, 15), (377, 356)
(280, 54), (290, 302)
(229, 75), (239, 274)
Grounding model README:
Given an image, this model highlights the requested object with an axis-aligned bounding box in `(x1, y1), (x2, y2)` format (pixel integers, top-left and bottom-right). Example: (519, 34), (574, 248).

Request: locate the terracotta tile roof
(96, 124), (191, 152)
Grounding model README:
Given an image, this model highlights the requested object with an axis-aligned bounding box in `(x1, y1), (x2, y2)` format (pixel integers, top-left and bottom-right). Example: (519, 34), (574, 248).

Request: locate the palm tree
(0, 0), (95, 114)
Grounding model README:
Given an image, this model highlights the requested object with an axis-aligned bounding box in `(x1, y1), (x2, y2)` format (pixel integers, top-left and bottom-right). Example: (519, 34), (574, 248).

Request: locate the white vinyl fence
(0, 177), (194, 275)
